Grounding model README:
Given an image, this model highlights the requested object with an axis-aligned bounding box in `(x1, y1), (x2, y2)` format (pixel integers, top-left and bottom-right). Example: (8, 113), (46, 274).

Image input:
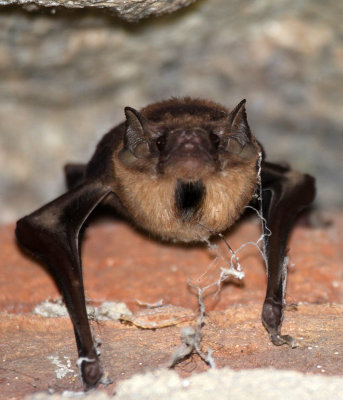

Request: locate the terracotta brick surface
(0, 212), (342, 399)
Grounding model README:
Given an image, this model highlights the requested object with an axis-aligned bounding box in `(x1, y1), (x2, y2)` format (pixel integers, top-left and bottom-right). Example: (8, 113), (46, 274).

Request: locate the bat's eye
(156, 135), (166, 151)
(210, 133), (220, 148)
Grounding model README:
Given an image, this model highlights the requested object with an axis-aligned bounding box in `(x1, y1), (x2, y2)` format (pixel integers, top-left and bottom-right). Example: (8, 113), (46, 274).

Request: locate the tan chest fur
(113, 156), (258, 243)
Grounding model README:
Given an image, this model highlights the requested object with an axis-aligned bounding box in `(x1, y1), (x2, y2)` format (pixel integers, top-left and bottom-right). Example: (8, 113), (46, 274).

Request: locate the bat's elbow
(15, 215), (43, 255)
(303, 173), (316, 204)
(15, 216), (32, 249)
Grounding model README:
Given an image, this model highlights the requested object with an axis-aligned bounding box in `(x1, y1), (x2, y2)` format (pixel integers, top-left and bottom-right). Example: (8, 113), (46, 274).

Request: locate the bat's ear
(222, 100), (258, 160)
(227, 99), (252, 143)
(118, 107), (154, 166)
(124, 107), (151, 157)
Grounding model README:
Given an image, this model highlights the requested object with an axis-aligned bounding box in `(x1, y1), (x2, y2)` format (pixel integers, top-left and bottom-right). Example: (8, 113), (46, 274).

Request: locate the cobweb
(169, 153), (273, 369)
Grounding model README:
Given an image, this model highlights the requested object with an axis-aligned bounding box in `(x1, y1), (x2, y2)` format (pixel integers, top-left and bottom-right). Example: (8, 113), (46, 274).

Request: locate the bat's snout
(166, 128), (215, 158)
(158, 128), (218, 179)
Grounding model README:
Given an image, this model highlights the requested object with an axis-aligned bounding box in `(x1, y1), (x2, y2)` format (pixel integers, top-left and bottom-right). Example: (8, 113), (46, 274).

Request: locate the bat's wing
(64, 163), (87, 189)
(16, 181), (112, 388)
(260, 161), (315, 346)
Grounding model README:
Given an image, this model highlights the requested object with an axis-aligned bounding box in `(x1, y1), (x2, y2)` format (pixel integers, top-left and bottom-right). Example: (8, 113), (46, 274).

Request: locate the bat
(15, 98), (316, 389)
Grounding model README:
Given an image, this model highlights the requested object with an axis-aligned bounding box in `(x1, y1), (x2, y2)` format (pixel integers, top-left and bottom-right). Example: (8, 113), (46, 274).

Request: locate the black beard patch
(175, 179), (205, 222)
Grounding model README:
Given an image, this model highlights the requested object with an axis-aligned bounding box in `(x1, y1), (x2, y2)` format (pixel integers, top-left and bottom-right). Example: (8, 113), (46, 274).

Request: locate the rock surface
(0, 0), (342, 222)
(0, 0), (196, 21)
(1, 212), (343, 398)
(25, 368), (343, 400)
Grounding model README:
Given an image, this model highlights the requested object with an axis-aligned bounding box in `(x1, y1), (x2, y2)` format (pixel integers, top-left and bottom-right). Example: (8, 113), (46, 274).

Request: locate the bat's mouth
(160, 144), (216, 178)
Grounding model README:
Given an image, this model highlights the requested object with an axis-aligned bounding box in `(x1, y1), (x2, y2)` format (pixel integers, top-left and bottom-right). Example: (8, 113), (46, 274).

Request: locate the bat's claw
(77, 357), (104, 390)
(262, 298), (297, 349)
(270, 332), (298, 348)
(100, 374), (114, 386)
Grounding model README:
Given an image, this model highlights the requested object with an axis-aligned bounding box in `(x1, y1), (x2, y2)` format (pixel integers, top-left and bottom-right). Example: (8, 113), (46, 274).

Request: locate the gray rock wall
(0, 0), (342, 223)
(0, 1), (197, 21)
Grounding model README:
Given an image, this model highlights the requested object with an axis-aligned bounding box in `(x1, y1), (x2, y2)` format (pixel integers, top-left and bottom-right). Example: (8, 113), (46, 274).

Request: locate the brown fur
(111, 97), (261, 242)
(113, 148), (259, 242)
(140, 97), (229, 124)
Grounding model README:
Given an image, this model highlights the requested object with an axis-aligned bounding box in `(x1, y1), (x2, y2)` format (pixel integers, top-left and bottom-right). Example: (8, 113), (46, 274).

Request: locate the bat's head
(117, 98), (259, 180)
(114, 98), (261, 241)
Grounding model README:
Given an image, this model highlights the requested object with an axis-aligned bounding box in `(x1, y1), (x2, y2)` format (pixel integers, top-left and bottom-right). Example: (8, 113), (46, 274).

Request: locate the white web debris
(33, 299), (132, 321)
(94, 301), (132, 321)
(282, 255), (289, 304)
(136, 298), (164, 308)
(171, 153), (274, 369)
(47, 355), (75, 379)
(34, 298), (69, 317)
(192, 153), (270, 314)
(169, 326), (216, 369)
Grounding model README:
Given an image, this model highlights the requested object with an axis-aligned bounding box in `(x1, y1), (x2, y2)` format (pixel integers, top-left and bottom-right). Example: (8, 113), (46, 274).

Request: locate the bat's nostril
(178, 131), (203, 145)
(179, 131), (192, 140)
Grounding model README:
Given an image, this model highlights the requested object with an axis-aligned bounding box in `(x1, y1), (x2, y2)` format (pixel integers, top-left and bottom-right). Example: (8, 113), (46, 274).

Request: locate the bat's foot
(269, 332), (297, 348)
(262, 297), (297, 348)
(77, 357), (104, 390)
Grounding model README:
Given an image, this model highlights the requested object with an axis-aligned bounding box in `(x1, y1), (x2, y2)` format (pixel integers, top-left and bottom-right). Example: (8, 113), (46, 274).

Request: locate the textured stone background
(0, 0), (197, 22)
(0, 0), (342, 223)
(1, 214), (343, 397)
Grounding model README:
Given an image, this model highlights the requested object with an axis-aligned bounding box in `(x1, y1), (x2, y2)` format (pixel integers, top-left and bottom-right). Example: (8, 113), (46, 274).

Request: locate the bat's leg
(260, 161), (315, 347)
(16, 182), (111, 389)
